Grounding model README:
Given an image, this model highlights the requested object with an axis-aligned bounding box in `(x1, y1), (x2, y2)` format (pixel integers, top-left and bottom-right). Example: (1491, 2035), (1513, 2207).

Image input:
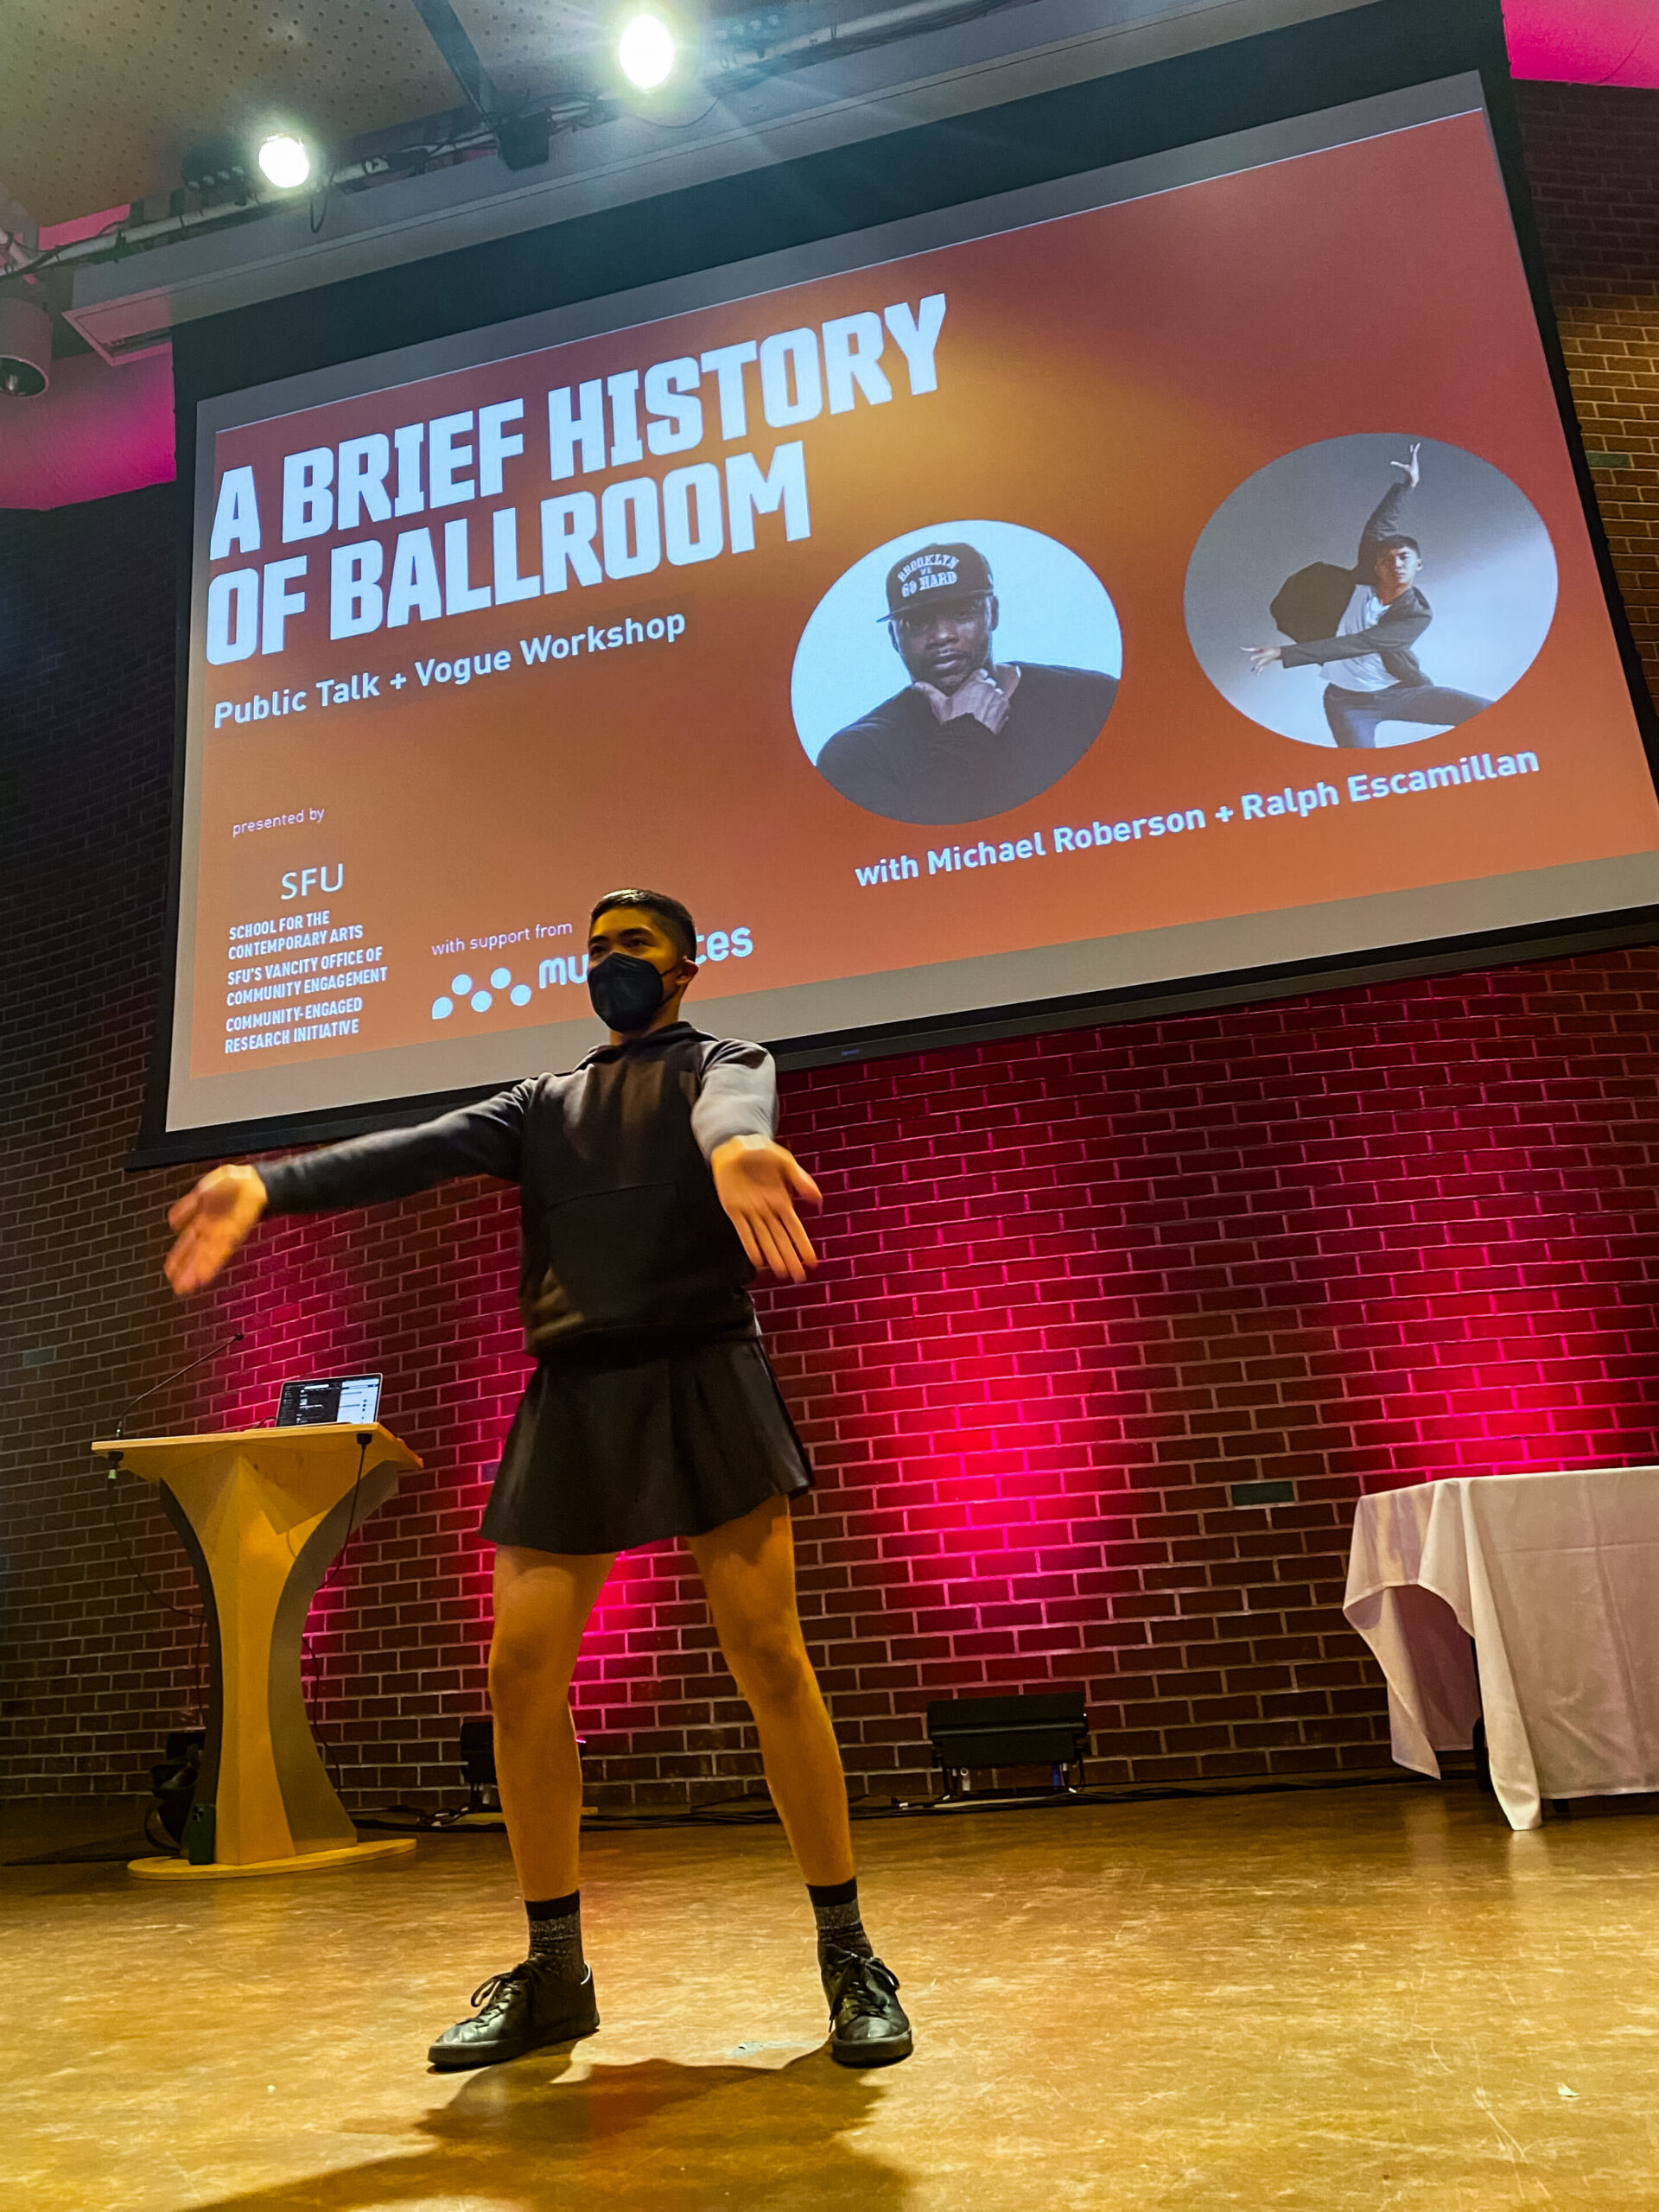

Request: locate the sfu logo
(281, 864), (343, 900)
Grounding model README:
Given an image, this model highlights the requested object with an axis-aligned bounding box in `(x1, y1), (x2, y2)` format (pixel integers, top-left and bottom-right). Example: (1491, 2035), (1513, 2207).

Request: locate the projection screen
(159, 72), (1659, 1148)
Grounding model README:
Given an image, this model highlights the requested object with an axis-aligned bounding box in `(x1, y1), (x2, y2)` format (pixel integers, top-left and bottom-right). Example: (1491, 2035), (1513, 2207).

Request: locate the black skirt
(479, 1328), (813, 1555)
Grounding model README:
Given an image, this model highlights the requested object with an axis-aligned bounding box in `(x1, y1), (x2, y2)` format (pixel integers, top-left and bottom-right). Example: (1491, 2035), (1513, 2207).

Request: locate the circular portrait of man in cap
(792, 520), (1122, 825)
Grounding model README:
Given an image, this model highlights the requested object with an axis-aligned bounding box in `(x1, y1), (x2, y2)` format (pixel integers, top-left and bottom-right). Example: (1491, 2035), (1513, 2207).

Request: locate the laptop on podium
(275, 1374), (382, 1428)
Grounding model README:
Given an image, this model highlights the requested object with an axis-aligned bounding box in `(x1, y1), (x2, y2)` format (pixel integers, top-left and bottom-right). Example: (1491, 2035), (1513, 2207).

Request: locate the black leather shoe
(823, 1950), (912, 2067)
(428, 1960), (600, 2069)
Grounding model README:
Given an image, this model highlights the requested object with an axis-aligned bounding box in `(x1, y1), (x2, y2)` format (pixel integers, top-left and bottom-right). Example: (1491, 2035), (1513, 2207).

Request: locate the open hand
(1242, 645), (1282, 673)
(164, 1164), (268, 1294)
(710, 1137), (822, 1282)
(1392, 440), (1421, 488)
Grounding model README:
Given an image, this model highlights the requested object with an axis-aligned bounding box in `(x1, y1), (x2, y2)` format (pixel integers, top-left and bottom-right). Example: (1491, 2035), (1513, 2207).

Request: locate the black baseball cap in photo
(883, 543), (995, 619)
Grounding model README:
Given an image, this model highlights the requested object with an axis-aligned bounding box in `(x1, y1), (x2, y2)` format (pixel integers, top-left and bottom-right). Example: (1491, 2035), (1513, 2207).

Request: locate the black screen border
(133, 0), (1659, 1166)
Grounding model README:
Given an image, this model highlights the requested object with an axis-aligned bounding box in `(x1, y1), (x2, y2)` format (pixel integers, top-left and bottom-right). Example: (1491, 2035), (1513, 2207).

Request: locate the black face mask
(588, 950), (673, 1033)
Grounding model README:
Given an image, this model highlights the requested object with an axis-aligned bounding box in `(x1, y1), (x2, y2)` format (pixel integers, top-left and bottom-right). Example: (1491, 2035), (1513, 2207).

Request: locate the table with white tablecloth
(1343, 1466), (1659, 1829)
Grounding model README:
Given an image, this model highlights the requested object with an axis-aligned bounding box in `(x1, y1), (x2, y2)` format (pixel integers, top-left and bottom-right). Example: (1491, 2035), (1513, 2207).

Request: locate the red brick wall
(1519, 81), (1659, 701)
(5, 83), (1659, 1813)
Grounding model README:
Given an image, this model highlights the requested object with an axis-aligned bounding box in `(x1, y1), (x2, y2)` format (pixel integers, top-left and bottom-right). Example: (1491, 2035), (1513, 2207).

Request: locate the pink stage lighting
(1504, 0), (1659, 86)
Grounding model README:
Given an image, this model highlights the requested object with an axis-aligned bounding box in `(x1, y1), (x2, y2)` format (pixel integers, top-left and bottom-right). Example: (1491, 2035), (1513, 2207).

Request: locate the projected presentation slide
(168, 73), (1659, 1139)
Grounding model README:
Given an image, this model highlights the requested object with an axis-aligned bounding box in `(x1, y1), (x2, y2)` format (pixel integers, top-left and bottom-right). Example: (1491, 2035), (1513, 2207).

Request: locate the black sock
(524, 1891), (585, 1981)
(809, 1876), (874, 1969)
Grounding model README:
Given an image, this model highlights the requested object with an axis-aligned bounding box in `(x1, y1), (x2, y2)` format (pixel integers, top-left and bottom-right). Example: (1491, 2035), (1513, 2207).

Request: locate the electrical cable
(143, 1806), (181, 1853)
(97, 1493), (213, 1741)
(624, 92), (722, 130)
(98, 1328), (248, 1726)
(308, 162), (338, 237)
(99, 1465), (200, 1626)
(297, 1430), (374, 1795)
(356, 1767), (1416, 1834)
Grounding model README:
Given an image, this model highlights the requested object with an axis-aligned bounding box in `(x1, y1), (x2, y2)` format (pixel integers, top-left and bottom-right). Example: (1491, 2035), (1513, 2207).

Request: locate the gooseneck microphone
(107, 1329), (247, 1452)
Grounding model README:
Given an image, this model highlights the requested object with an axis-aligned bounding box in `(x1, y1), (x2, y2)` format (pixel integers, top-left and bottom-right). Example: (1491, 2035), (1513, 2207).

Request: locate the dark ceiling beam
(410, 0), (499, 118)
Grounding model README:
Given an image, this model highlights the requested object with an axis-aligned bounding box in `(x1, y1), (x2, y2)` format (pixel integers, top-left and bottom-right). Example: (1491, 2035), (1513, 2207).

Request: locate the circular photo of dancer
(1184, 435), (1558, 751)
(793, 519), (1122, 824)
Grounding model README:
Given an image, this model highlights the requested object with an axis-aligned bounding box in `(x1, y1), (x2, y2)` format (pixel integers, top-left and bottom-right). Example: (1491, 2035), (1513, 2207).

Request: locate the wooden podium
(92, 1423), (423, 1878)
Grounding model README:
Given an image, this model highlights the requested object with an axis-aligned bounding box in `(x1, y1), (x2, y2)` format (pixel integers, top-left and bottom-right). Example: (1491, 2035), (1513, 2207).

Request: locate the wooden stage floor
(6, 1778), (1658, 2210)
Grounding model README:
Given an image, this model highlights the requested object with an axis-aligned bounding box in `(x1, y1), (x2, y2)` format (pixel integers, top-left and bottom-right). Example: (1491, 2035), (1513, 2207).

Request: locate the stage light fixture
(496, 111), (552, 170)
(459, 1718), (501, 1809)
(181, 137), (251, 196)
(257, 132), (313, 190)
(618, 11), (677, 90)
(925, 1692), (1090, 1801)
(0, 295), (51, 398)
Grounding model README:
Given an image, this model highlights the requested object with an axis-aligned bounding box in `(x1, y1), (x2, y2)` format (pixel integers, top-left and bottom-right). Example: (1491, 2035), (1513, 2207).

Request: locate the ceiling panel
(10, 0), (1641, 238)
(0, 0), (598, 226)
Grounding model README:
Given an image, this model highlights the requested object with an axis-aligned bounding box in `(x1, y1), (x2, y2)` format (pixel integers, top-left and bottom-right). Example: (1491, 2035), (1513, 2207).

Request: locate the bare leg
(489, 1543), (614, 1900)
(689, 1496), (854, 1886)
(427, 1546), (613, 2065)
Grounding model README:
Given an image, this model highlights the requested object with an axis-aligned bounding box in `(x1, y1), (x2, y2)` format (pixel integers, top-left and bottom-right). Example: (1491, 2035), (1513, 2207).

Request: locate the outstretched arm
(710, 1135), (823, 1282)
(693, 1039), (822, 1282)
(165, 1164), (271, 1294)
(1247, 447), (1423, 673)
(1356, 442), (1421, 570)
(163, 1083), (532, 1295)
(1277, 598), (1431, 670)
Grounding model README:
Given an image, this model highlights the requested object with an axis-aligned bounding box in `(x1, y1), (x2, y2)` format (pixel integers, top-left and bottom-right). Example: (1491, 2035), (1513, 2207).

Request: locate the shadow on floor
(179, 2046), (912, 2212)
(6, 1831), (159, 1865)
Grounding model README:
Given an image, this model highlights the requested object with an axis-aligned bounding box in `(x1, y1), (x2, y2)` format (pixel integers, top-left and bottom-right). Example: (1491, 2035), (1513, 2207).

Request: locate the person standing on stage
(163, 889), (912, 2073)
(1243, 442), (1493, 749)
